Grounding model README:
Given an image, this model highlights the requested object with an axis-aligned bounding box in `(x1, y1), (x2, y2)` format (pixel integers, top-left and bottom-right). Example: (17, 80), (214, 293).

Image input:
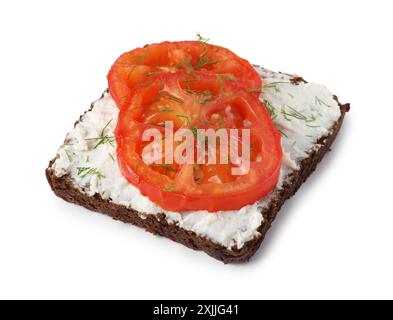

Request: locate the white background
(0, 0), (392, 300)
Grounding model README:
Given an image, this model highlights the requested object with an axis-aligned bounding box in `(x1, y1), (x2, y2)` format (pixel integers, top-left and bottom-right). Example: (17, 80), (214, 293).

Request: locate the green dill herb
(288, 93), (295, 98)
(281, 105), (316, 123)
(77, 167), (105, 179)
(265, 101), (277, 119)
(183, 56), (194, 71)
(108, 153), (115, 162)
(86, 155), (90, 163)
(64, 149), (73, 162)
(247, 88), (263, 93)
(146, 71), (162, 77)
(216, 73), (238, 84)
(196, 32), (210, 43)
(199, 97), (212, 105)
(278, 129), (288, 138)
(194, 52), (220, 70)
(176, 114), (192, 124)
(85, 119), (115, 149)
(263, 81), (290, 91)
(315, 96), (331, 108)
(158, 106), (174, 112)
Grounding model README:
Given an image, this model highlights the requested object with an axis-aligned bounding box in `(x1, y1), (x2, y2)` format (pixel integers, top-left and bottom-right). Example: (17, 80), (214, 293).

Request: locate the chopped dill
(158, 106), (174, 112)
(194, 52), (220, 70)
(281, 105), (316, 123)
(146, 71), (162, 77)
(85, 119), (115, 149)
(108, 153), (115, 162)
(216, 73), (238, 84)
(247, 88), (263, 94)
(278, 129), (288, 138)
(263, 81), (290, 90)
(315, 96), (331, 108)
(77, 167), (105, 179)
(176, 114), (192, 124)
(265, 101), (277, 119)
(64, 149), (74, 162)
(183, 56), (194, 71)
(199, 97), (212, 105)
(196, 32), (210, 43)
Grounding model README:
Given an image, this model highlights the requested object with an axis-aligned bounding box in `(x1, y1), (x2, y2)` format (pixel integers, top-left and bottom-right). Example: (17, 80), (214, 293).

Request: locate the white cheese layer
(53, 67), (341, 250)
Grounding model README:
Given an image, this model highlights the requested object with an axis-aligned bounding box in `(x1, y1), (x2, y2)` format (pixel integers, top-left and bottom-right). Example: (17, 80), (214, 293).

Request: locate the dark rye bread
(46, 79), (349, 264)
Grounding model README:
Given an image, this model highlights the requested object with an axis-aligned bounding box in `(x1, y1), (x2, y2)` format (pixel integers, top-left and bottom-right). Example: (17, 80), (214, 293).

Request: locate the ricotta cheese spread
(52, 67), (341, 250)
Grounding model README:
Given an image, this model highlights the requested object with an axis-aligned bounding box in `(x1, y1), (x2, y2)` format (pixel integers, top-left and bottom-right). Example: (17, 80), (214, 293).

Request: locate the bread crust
(46, 87), (349, 264)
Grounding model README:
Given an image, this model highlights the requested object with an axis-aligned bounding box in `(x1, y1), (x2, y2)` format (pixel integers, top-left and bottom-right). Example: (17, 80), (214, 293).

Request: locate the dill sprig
(248, 81), (291, 94)
(196, 32), (210, 43)
(108, 153), (115, 162)
(194, 52), (220, 70)
(85, 119), (115, 149)
(183, 56), (194, 71)
(278, 129), (288, 138)
(247, 88), (262, 93)
(126, 54), (148, 80)
(64, 149), (74, 162)
(77, 167), (105, 179)
(281, 105), (316, 123)
(199, 97), (212, 105)
(158, 106), (174, 112)
(146, 71), (162, 77)
(265, 101), (277, 119)
(263, 81), (290, 92)
(176, 114), (192, 124)
(315, 96), (331, 108)
(216, 73), (238, 84)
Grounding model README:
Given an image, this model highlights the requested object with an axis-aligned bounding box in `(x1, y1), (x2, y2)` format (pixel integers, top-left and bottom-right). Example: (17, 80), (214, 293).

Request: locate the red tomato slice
(116, 72), (282, 212)
(108, 41), (262, 109)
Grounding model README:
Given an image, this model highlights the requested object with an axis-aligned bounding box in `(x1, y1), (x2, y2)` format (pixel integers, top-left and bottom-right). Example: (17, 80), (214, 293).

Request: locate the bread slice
(46, 67), (349, 263)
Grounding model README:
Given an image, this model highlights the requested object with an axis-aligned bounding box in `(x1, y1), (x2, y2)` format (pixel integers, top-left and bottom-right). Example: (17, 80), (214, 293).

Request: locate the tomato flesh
(115, 72), (282, 212)
(108, 41), (262, 109)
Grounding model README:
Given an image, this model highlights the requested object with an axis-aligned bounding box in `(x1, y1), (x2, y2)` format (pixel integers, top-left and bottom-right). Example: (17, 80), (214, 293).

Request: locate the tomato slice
(116, 72), (282, 212)
(108, 41), (262, 109)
